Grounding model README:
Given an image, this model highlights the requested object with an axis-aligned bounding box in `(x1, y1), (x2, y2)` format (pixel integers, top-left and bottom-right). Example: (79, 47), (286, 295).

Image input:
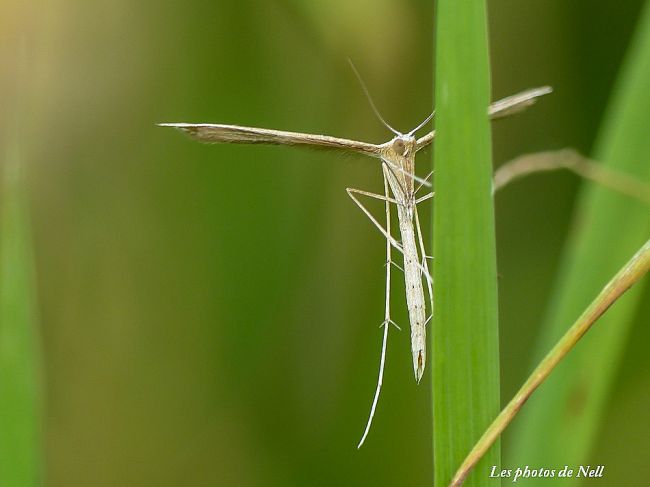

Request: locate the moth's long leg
(383, 174), (394, 328)
(415, 171), (434, 195)
(345, 188), (400, 205)
(414, 205), (433, 310)
(382, 158), (432, 189)
(415, 192), (434, 205)
(358, 172), (396, 449)
(346, 188), (431, 279)
(346, 188), (404, 255)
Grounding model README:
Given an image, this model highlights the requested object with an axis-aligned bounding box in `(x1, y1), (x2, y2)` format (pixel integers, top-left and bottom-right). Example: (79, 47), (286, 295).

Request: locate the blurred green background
(1, 0), (648, 486)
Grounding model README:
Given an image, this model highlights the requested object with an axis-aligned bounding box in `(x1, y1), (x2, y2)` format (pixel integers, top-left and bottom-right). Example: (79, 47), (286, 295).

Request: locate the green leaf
(433, 1), (500, 485)
(0, 146), (42, 485)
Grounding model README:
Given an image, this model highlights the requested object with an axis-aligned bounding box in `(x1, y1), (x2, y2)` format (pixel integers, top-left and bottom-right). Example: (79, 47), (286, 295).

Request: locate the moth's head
(387, 134), (417, 158)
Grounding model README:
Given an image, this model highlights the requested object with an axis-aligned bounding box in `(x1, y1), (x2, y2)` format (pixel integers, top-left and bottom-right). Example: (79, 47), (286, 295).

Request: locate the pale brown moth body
(379, 135), (428, 382)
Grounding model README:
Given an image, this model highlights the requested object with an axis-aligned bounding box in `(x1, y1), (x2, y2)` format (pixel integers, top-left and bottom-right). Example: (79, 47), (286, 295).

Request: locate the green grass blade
(511, 1), (650, 473)
(0, 146), (42, 486)
(433, 1), (500, 485)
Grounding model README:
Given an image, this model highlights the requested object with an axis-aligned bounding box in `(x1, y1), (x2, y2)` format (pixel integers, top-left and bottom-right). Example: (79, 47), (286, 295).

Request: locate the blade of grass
(451, 239), (650, 486)
(433, 1), (500, 486)
(510, 1), (650, 473)
(0, 146), (42, 487)
(0, 42), (42, 487)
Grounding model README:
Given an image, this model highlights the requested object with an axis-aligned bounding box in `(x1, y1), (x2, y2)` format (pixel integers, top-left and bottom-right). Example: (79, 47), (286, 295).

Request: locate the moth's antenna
(348, 59), (401, 137)
(408, 111), (434, 136)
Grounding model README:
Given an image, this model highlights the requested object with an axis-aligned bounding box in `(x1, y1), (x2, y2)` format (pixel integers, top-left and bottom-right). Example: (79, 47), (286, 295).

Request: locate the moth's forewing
(158, 123), (382, 158)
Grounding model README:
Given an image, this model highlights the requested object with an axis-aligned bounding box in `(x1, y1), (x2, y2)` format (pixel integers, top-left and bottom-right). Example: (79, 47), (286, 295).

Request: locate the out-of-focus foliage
(0, 0), (647, 485)
(0, 141), (42, 487)
(0, 38), (41, 487)
(511, 4), (650, 484)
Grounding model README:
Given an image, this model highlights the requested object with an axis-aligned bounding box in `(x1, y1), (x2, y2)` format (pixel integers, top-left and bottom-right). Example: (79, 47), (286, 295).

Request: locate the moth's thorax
(380, 134), (418, 199)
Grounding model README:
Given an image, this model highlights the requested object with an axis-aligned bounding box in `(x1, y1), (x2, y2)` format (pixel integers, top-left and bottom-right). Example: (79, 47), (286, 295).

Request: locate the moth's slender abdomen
(417, 351), (424, 382)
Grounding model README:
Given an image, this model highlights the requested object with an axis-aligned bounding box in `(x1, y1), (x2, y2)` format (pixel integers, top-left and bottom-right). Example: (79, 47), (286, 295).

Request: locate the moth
(159, 84), (552, 446)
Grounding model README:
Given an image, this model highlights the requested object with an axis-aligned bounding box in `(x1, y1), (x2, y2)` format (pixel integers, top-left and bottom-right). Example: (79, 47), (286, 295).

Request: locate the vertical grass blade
(511, 1), (650, 473)
(433, 1), (500, 485)
(0, 144), (42, 485)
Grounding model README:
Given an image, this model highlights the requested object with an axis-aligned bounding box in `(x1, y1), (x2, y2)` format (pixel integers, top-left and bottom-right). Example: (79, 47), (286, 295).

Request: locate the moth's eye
(392, 139), (406, 155)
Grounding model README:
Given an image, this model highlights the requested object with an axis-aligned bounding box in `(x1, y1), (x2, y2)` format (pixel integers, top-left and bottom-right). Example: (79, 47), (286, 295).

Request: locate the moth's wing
(158, 123), (381, 158)
(415, 130), (435, 151)
(488, 86), (553, 119)
(415, 86), (553, 152)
